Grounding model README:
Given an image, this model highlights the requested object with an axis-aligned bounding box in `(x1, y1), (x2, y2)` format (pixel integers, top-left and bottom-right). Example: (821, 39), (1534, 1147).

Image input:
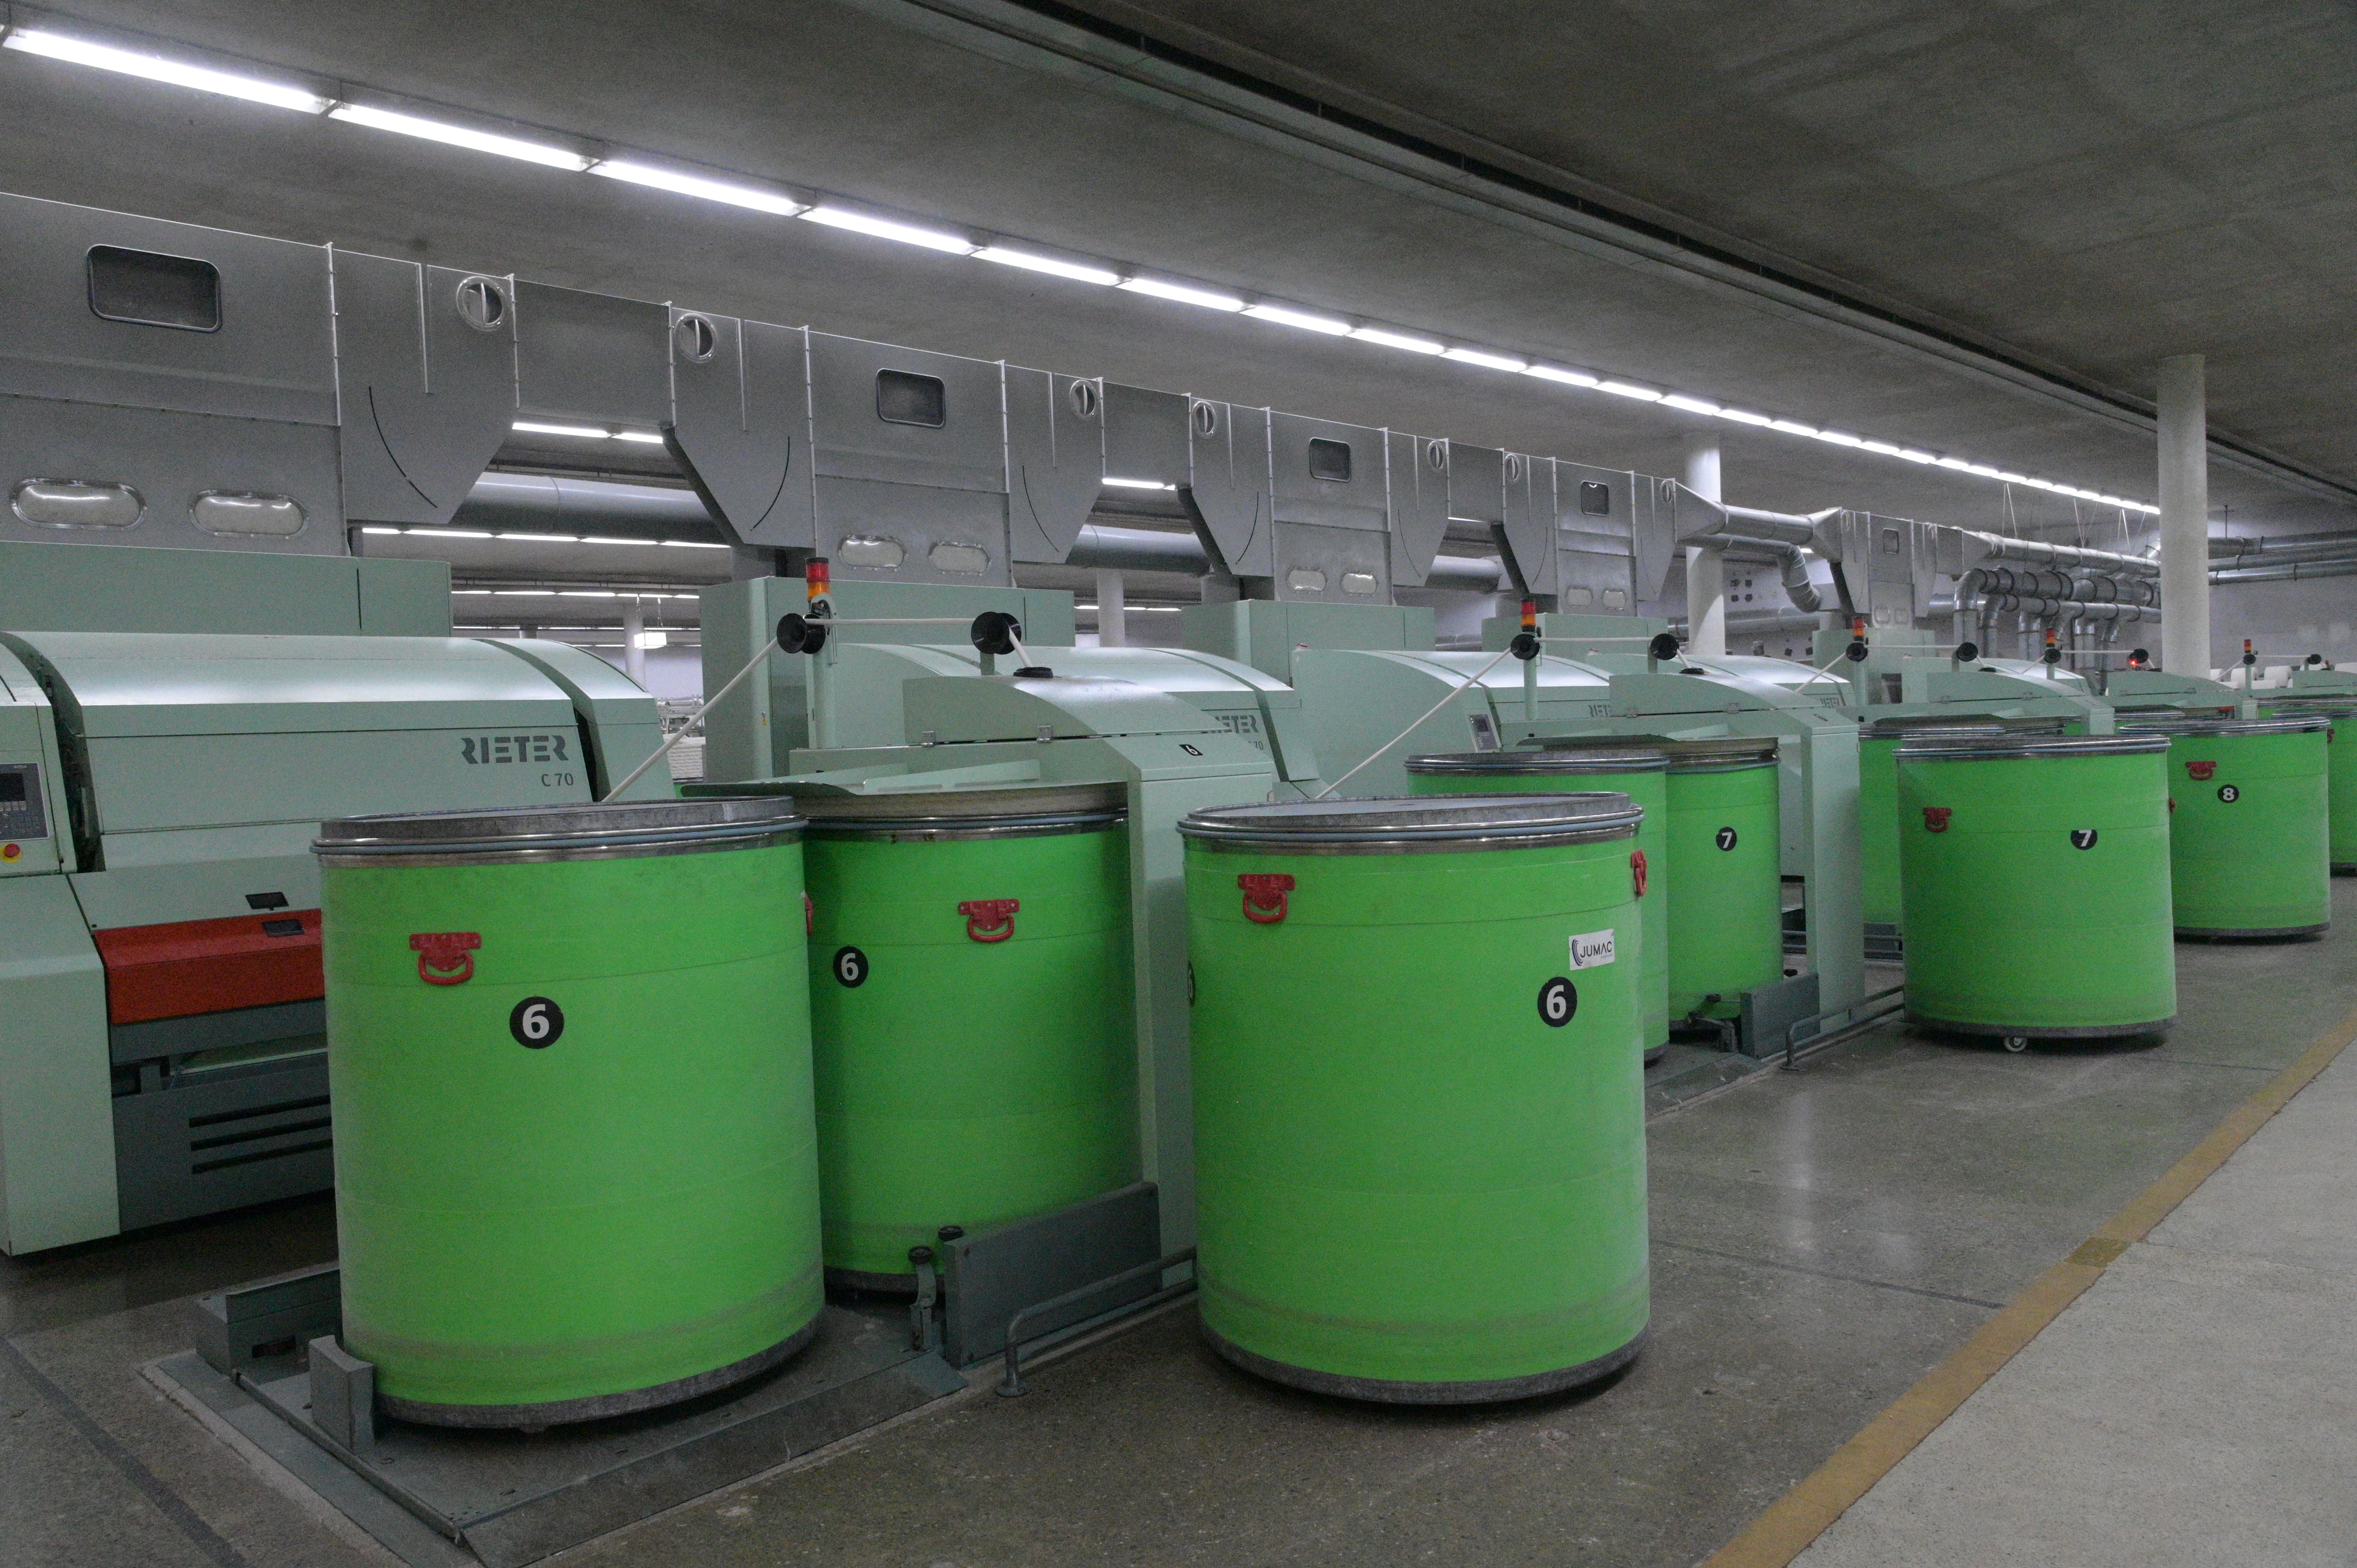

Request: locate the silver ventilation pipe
(1959, 529), (2159, 579)
(2210, 556), (2357, 586)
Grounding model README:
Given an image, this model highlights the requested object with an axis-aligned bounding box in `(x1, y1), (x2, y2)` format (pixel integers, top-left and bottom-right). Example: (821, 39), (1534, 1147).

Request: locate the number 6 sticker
(1538, 976), (1578, 1028)
(509, 996), (564, 1048)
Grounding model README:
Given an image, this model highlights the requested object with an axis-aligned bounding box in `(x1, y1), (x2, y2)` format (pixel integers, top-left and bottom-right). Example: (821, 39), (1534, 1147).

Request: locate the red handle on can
(410, 931), (481, 985)
(1630, 849), (1648, 898)
(1239, 874), (1295, 923)
(2187, 760), (2217, 781)
(959, 899), (1019, 943)
(1922, 807), (1952, 833)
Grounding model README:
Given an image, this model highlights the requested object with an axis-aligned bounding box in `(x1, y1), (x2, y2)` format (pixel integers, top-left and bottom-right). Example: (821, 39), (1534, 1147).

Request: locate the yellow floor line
(1697, 1001), (2357, 1568)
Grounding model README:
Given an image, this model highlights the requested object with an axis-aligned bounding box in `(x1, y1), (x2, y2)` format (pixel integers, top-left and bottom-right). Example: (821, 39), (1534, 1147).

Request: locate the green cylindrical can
(1182, 793), (1649, 1403)
(2254, 702), (2357, 875)
(1859, 718), (2066, 933)
(1660, 738), (1783, 1019)
(797, 784), (1136, 1286)
(1896, 734), (2175, 1041)
(314, 799), (821, 1427)
(2120, 715), (2331, 939)
(1406, 746), (1668, 1057)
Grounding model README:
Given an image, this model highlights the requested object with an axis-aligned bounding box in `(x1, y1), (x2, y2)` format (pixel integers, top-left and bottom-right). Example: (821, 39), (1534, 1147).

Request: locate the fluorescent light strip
(9, 23), (2156, 512)
(1, 28), (331, 112)
(1352, 327), (1444, 354)
(1103, 477), (1178, 491)
(801, 205), (974, 254)
(1245, 303), (1351, 335)
(1118, 276), (1244, 311)
(975, 247), (1119, 285)
(329, 103), (590, 170)
(1444, 347), (1528, 372)
(591, 160), (804, 215)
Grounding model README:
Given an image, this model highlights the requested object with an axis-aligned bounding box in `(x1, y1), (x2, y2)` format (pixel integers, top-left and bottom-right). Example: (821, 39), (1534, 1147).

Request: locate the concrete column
(623, 600), (647, 687)
(1094, 568), (1127, 648)
(1682, 431), (1726, 657)
(2158, 355), (2210, 677)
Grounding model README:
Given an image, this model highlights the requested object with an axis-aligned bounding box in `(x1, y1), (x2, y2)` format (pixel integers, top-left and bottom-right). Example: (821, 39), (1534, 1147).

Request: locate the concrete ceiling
(0, 0), (2343, 541)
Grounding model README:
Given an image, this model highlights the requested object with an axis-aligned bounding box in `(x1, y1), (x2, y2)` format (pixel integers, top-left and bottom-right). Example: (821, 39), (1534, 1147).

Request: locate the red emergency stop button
(1, 843), (19, 862)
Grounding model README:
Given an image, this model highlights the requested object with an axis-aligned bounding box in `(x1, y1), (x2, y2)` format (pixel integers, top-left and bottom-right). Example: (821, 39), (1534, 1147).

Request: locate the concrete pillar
(623, 600), (647, 687)
(1682, 431), (1726, 657)
(1094, 568), (1127, 648)
(2157, 355), (2210, 677)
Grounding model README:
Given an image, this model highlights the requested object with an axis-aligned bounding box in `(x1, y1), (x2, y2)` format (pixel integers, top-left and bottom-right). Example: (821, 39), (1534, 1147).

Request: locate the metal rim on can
(1178, 793), (1641, 854)
(1658, 736), (1778, 773)
(1861, 716), (2065, 740)
(1895, 733), (2169, 762)
(1907, 1011), (2175, 1041)
(2117, 715), (2332, 737)
(1405, 745), (1667, 775)
(313, 797), (807, 865)
(1200, 1320), (1646, 1405)
(375, 1316), (820, 1429)
(700, 781), (1125, 840)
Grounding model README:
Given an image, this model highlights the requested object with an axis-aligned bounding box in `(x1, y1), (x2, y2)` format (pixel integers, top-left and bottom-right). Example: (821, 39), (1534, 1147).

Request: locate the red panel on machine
(92, 912), (324, 1024)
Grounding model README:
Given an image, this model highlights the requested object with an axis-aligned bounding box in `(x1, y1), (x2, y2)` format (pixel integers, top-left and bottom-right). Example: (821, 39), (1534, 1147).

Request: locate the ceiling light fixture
(1659, 394), (1721, 416)
(974, 247), (1120, 285)
(1351, 327), (1445, 355)
(1596, 380), (1666, 402)
(1444, 347), (1528, 372)
(512, 421), (611, 440)
(0, 27), (332, 112)
(1117, 276), (1245, 311)
(800, 205), (975, 254)
(328, 103), (591, 170)
(1523, 366), (1601, 388)
(1103, 476), (1178, 490)
(590, 160), (805, 215)
(1245, 303), (1352, 335)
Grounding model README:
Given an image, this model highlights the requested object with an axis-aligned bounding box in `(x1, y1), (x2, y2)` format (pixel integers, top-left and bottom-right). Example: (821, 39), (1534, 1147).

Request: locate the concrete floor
(5, 888), (2355, 1568)
(1795, 1031), (2357, 1567)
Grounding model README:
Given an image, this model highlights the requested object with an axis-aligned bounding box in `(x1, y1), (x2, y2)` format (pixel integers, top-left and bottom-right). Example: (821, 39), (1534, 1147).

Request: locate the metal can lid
(1405, 743), (1667, 775)
(314, 797), (806, 862)
(2119, 713), (2331, 737)
(1659, 736), (1779, 772)
(1896, 732), (2170, 762)
(1178, 792), (1641, 853)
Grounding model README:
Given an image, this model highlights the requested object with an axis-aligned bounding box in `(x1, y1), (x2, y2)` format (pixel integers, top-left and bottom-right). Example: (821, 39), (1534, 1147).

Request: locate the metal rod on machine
(601, 633), (782, 800)
(1314, 648), (1517, 800)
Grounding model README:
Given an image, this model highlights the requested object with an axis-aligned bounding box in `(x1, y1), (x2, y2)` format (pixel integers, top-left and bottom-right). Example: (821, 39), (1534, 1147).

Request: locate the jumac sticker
(1569, 929), (1617, 969)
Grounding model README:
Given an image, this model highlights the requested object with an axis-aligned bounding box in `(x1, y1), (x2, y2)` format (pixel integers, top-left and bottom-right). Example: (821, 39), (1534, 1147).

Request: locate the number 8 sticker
(509, 996), (564, 1048)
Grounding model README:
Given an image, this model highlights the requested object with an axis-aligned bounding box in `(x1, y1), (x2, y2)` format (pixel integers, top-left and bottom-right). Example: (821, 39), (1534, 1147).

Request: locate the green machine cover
(315, 798), (821, 1427)
(1180, 794), (1649, 1403)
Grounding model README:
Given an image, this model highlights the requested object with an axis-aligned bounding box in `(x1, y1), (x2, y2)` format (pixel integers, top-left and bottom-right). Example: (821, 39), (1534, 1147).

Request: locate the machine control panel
(0, 761), (48, 841)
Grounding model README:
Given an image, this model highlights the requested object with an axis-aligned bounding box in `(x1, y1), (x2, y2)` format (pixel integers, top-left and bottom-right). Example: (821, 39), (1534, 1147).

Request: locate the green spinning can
(1182, 794), (1649, 1403)
(1896, 734), (2174, 1043)
(2255, 702), (2357, 875)
(1406, 745), (1668, 1058)
(314, 799), (820, 1427)
(793, 784), (1136, 1286)
(2119, 715), (2331, 939)
(1660, 738), (1783, 1019)
(1859, 718), (2066, 934)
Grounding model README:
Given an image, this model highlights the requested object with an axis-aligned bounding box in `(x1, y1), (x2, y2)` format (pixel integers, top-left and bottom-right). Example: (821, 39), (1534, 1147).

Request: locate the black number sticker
(1714, 826), (1739, 851)
(2217, 785), (2240, 803)
(1538, 977), (1578, 1028)
(509, 996), (564, 1048)
(832, 945), (869, 987)
(2070, 829), (2099, 850)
